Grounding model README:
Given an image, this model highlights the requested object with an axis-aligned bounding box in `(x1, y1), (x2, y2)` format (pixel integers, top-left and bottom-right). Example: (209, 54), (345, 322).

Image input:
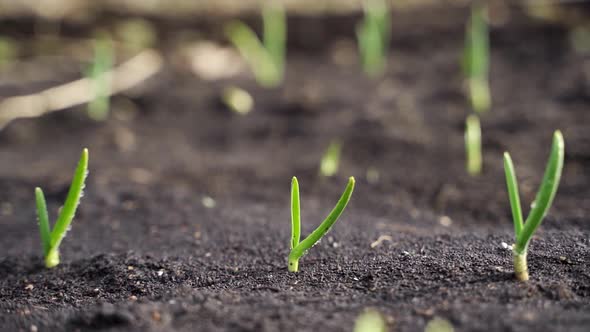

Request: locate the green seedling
(36, 149), (89, 268)
(222, 86), (254, 115)
(424, 317), (455, 332)
(289, 176), (355, 272)
(225, 1), (286, 87)
(465, 114), (482, 176)
(462, 2), (490, 113)
(353, 308), (387, 332)
(115, 18), (156, 52)
(503, 131), (564, 281)
(356, 0), (390, 77)
(319, 140), (342, 177)
(86, 36), (113, 121)
(0, 37), (17, 68)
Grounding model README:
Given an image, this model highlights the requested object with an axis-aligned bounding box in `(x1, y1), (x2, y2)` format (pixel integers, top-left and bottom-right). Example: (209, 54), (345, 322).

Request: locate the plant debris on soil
(1, 7), (589, 332)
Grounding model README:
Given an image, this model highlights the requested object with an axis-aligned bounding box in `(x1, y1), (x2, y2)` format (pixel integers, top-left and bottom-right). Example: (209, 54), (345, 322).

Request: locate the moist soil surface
(1, 7), (589, 332)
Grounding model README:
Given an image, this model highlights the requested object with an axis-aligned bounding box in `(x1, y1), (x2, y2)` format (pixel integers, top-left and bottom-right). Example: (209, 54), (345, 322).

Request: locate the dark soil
(1, 7), (589, 332)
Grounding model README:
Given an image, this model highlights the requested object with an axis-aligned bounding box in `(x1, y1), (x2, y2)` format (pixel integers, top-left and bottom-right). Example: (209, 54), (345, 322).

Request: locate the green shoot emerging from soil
(465, 114), (482, 176)
(36, 149), (89, 268)
(425, 317), (455, 332)
(503, 131), (564, 281)
(356, 0), (390, 77)
(319, 140), (342, 177)
(289, 176), (355, 272)
(222, 86), (254, 115)
(225, 1), (286, 87)
(353, 308), (387, 332)
(0, 37), (17, 68)
(463, 2), (490, 113)
(87, 36), (113, 121)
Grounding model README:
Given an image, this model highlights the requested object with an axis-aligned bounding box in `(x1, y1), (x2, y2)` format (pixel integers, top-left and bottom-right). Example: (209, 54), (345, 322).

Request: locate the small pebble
(370, 235), (392, 248)
(24, 284), (34, 291)
(202, 196), (216, 208)
(439, 216), (452, 227)
(30, 325), (38, 332)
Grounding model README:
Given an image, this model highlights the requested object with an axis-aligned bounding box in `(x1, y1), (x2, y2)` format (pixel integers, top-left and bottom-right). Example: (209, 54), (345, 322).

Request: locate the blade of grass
(87, 37), (113, 121)
(50, 148), (89, 249)
(35, 187), (51, 256)
(515, 131), (564, 253)
(290, 177), (355, 259)
(320, 140), (342, 177)
(465, 115), (482, 175)
(462, 3), (489, 79)
(463, 2), (490, 113)
(503, 152), (524, 237)
(291, 177), (301, 249)
(225, 21), (280, 87)
(357, 0), (390, 77)
(263, 1), (286, 77)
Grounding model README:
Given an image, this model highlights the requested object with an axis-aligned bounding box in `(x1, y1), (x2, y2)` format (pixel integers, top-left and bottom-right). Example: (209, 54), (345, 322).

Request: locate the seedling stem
(36, 149), (89, 268)
(288, 176), (355, 272)
(503, 131), (564, 281)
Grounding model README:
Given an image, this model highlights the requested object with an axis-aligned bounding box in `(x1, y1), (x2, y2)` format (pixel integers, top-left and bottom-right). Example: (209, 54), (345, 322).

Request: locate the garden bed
(1, 7), (589, 332)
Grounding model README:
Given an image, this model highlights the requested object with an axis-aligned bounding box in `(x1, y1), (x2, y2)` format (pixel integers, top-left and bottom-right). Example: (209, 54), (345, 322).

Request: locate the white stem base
(513, 251), (529, 281)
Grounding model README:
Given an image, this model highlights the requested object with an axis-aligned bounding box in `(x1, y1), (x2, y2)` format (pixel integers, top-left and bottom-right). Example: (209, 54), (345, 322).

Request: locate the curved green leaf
(50, 149), (89, 249)
(290, 177), (355, 260)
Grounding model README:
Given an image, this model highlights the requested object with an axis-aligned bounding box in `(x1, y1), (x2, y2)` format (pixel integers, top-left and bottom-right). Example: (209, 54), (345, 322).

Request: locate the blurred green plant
(86, 35), (113, 121)
(289, 176), (355, 272)
(570, 24), (590, 54)
(503, 131), (564, 281)
(115, 19), (157, 51)
(424, 317), (454, 332)
(354, 308), (387, 332)
(225, 1), (286, 87)
(36, 149), (89, 268)
(465, 114), (482, 176)
(222, 86), (254, 115)
(462, 2), (490, 113)
(320, 140), (342, 177)
(356, 0), (390, 77)
(0, 37), (18, 68)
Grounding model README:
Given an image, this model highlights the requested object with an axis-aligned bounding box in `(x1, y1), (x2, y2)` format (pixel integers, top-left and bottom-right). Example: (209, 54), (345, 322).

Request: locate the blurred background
(0, 0), (588, 127)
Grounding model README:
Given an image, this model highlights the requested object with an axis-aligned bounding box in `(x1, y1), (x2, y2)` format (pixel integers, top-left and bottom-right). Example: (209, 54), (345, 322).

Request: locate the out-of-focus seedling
(86, 36), (113, 121)
(356, 0), (390, 77)
(503, 131), (564, 281)
(289, 176), (355, 272)
(424, 317), (455, 332)
(0, 37), (17, 68)
(465, 114), (482, 176)
(353, 308), (388, 332)
(225, 1), (286, 87)
(462, 2), (490, 113)
(222, 86), (254, 115)
(36, 149), (89, 268)
(319, 140), (342, 177)
(115, 19), (157, 52)
(570, 25), (590, 54)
